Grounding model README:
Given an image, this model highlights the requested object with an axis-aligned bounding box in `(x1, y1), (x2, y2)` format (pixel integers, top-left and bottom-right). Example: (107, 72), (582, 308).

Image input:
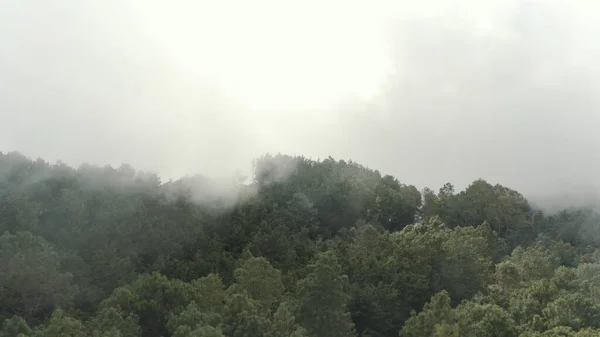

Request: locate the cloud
(334, 1), (600, 199)
(1, 0), (600, 208)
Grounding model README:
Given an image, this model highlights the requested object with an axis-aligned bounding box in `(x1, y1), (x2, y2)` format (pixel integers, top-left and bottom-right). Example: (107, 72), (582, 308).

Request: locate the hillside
(0, 151), (599, 337)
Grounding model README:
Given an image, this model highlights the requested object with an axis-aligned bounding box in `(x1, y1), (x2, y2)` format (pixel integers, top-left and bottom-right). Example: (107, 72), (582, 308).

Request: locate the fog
(1, 0), (600, 207)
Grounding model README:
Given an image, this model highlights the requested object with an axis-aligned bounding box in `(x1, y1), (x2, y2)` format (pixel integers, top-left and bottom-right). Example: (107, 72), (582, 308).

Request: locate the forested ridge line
(0, 150), (599, 337)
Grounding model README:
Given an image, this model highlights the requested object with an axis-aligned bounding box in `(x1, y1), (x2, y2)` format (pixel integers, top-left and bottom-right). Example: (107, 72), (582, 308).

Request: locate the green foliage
(1, 316), (33, 337)
(189, 273), (227, 313)
(87, 307), (141, 337)
(167, 302), (223, 336)
(172, 325), (225, 337)
(0, 231), (72, 322)
(270, 302), (307, 337)
(220, 293), (271, 337)
(296, 251), (356, 337)
(41, 309), (87, 337)
(230, 256), (285, 310)
(100, 272), (195, 337)
(1, 151), (600, 337)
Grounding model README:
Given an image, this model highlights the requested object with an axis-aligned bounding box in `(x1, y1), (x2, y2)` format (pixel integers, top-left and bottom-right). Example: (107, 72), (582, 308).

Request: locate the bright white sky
(126, 0), (397, 110)
(123, 0), (534, 110)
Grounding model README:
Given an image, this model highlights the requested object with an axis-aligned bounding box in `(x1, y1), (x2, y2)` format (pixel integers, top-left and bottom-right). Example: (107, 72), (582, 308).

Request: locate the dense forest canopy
(0, 150), (599, 337)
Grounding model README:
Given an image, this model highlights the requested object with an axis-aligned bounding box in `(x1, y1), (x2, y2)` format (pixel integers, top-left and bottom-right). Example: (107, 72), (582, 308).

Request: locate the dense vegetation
(0, 151), (599, 337)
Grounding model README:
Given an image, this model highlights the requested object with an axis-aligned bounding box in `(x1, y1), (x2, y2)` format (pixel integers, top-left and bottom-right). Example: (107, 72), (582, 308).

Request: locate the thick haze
(1, 0), (600, 206)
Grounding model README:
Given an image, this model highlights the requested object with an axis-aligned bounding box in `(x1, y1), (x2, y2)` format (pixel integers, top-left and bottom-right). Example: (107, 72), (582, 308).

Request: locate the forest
(0, 150), (599, 337)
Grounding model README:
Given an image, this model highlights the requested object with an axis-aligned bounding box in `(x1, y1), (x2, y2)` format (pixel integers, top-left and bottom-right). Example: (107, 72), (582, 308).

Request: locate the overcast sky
(1, 0), (600, 204)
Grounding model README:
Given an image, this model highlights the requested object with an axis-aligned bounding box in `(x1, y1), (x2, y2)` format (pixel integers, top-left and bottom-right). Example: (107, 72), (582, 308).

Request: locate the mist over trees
(0, 151), (599, 337)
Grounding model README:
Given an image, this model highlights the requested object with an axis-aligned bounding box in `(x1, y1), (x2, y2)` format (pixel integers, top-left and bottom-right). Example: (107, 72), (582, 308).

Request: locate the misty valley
(0, 151), (599, 337)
